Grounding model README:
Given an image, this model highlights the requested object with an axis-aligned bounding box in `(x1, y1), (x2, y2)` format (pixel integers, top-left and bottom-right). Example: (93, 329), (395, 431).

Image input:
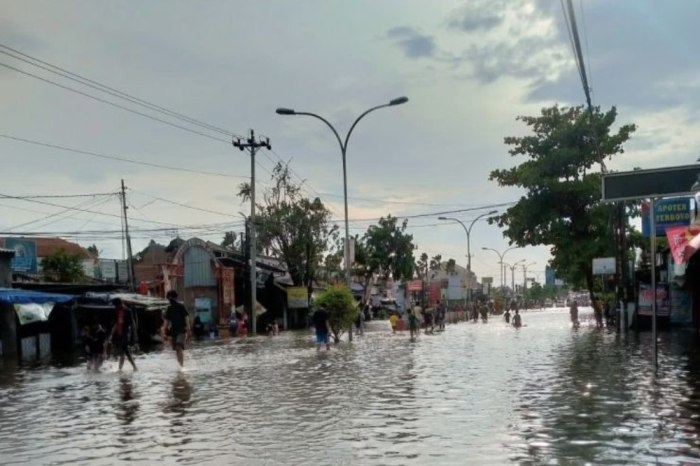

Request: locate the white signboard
(14, 302), (54, 326)
(592, 257), (616, 275)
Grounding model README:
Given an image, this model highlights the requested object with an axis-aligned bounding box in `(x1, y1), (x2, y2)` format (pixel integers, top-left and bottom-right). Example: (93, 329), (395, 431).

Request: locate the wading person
(504, 309), (511, 324)
(512, 309), (522, 328)
(110, 297), (138, 371)
(312, 305), (331, 352)
(408, 307), (419, 339)
(569, 300), (580, 328)
(164, 290), (191, 368)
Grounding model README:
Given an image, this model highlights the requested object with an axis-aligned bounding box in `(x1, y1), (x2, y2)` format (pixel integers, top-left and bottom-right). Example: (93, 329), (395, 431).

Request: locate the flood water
(1, 308), (700, 465)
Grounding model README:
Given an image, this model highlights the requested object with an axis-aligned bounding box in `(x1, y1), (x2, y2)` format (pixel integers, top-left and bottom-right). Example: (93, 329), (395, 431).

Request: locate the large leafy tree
(353, 215), (416, 289)
(238, 162), (337, 288)
(42, 249), (86, 283)
(489, 105), (636, 300)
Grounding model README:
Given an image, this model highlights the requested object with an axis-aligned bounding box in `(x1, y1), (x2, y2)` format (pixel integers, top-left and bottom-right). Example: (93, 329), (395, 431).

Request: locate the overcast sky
(2, 0), (698, 284)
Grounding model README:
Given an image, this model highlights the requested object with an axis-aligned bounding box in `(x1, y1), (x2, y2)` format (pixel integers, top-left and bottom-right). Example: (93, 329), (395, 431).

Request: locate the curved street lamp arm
(293, 111), (345, 155)
(343, 104), (391, 153)
(441, 216), (469, 238)
(468, 211), (494, 235)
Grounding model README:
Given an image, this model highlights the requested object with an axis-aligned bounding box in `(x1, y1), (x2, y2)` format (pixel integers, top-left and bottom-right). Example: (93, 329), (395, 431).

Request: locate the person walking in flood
(312, 305), (331, 352)
(408, 306), (419, 339)
(164, 290), (191, 368)
(504, 309), (511, 324)
(512, 309), (522, 328)
(569, 300), (580, 328)
(110, 297), (138, 371)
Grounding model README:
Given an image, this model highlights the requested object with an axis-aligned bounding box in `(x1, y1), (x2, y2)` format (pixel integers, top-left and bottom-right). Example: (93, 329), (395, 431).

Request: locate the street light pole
(277, 97), (408, 291)
(276, 97), (408, 341)
(482, 246), (519, 290)
(438, 210), (496, 308)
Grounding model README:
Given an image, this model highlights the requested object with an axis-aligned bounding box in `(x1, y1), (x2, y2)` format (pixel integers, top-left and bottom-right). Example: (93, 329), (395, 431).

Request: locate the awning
(0, 287), (74, 305)
(78, 292), (169, 312)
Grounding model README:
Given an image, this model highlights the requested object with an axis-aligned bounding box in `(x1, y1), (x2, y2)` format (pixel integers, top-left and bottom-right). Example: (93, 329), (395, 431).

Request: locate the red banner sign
(221, 268), (235, 304)
(406, 280), (423, 292)
(666, 225), (700, 264)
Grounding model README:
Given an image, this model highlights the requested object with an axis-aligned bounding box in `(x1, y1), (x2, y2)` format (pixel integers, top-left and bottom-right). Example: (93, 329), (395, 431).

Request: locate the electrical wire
(0, 44), (243, 139)
(0, 133), (248, 179)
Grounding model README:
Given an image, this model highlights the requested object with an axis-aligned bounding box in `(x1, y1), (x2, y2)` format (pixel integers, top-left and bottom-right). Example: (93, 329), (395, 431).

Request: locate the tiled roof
(0, 237), (95, 259)
(0, 248), (15, 256)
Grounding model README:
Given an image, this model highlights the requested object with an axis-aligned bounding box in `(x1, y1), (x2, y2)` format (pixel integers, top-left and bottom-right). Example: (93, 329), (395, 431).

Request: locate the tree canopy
(238, 162), (337, 287)
(353, 215), (416, 284)
(42, 249), (86, 283)
(489, 105), (636, 296)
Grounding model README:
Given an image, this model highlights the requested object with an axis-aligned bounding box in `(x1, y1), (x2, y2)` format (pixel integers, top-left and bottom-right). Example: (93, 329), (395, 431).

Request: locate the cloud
(447, 1), (572, 86)
(447, 1), (504, 32)
(386, 26), (436, 59)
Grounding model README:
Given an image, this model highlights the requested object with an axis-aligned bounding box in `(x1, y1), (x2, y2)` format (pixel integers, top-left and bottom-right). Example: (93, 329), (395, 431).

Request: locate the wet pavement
(1, 308), (700, 465)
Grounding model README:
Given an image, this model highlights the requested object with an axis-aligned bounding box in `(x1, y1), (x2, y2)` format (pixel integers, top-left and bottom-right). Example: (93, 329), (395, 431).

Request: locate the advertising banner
(5, 238), (37, 274)
(406, 280), (423, 292)
(221, 268), (235, 304)
(666, 225), (700, 264)
(447, 275), (463, 300)
(287, 286), (309, 309)
(642, 197), (692, 237)
(638, 283), (670, 317)
(14, 302), (54, 325)
(592, 257), (616, 275)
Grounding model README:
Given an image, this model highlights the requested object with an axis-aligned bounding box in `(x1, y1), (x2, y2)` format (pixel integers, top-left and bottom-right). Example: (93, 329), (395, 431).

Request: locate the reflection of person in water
(116, 377), (139, 425)
(165, 373), (192, 416)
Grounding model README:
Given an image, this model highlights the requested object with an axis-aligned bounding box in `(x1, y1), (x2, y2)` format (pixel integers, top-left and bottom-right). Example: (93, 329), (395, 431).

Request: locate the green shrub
(313, 285), (357, 343)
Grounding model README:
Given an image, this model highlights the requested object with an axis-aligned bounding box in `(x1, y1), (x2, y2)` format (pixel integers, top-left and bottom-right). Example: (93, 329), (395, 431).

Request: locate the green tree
(429, 254), (442, 279)
(86, 244), (100, 257)
(415, 252), (429, 280)
(353, 216), (416, 293)
(445, 258), (457, 275)
(239, 162), (338, 289)
(489, 105), (636, 300)
(313, 285), (357, 343)
(221, 231), (238, 250)
(42, 248), (86, 283)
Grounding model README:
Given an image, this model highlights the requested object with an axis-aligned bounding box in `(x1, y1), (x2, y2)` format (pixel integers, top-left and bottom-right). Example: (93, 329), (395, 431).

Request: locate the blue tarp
(0, 288), (74, 305)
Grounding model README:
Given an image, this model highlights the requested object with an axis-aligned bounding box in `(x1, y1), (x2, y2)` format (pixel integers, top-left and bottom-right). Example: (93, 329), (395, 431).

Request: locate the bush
(313, 285), (357, 343)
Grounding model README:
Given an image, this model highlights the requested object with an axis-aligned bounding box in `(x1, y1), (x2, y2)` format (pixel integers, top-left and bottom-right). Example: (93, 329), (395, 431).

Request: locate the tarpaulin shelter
(0, 287), (74, 358)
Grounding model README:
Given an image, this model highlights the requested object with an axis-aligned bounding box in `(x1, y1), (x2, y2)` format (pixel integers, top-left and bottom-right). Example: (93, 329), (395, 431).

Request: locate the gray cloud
(447, 1), (504, 32)
(386, 26), (436, 59)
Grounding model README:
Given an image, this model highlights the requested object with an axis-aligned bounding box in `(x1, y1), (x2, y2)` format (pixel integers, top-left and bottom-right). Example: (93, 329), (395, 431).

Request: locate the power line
(129, 188), (235, 217)
(1, 44), (329, 201)
(0, 60), (231, 144)
(0, 192), (118, 199)
(0, 133), (248, 179)
(0, 43), (243, 139)
(338, 202), (514, 223)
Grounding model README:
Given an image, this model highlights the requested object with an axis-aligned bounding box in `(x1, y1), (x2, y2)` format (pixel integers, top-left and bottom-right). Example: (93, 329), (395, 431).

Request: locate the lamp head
(488, 210), (498, 215)
(437, 216), (447, 220)
(389, 96), (409, 106)
(276, 107), (296, 115)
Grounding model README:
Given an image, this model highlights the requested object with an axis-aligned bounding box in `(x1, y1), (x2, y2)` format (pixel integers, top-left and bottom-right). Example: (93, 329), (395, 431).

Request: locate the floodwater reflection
(1, 309), (700, 465)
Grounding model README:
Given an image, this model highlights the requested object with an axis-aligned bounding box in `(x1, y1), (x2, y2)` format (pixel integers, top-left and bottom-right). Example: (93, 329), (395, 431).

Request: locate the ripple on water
(1, 309), (700, 465)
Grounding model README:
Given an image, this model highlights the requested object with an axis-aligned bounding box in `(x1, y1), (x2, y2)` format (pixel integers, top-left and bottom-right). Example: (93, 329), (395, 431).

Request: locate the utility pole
(120, 179), (135, 291)
(233, 130), (271, 336)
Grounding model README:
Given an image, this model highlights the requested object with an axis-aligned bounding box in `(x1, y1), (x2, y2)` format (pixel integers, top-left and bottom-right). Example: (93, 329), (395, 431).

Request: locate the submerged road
(1, 308), (700, 465)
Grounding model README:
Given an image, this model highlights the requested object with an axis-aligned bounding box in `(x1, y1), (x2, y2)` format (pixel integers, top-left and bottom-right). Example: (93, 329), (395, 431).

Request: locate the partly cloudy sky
(1, 0), (698, 284)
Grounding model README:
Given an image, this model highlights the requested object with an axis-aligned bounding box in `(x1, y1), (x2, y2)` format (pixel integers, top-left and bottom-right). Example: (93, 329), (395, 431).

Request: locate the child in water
(82, 323), (107, 370)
